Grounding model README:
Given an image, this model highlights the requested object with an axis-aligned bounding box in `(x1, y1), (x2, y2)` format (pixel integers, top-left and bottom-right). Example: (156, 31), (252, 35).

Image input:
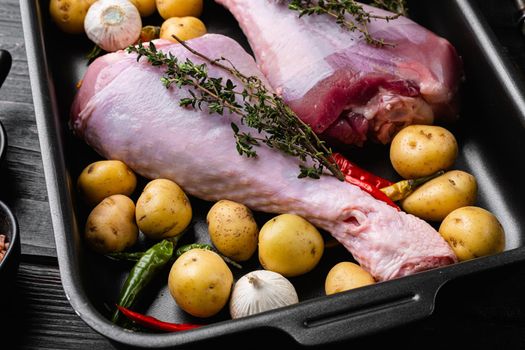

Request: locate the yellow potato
(129, 0), (156, 17)
(390, 125), (458, 179)
(439, 206), (505, 261)
(49, 0), (92, 34)
(325, 262), (375, 295)
(168, 248), (233, 318)
(258, 214), (324, 277)
(135, 179), (192, 239)
(156, 0), (203, 19)
(401, 170), (477, 221)
(84, 195), (138, 254)
(159, 16), (207, 42)
(207, 200), (259, 262)
(77, 160), (137, 207)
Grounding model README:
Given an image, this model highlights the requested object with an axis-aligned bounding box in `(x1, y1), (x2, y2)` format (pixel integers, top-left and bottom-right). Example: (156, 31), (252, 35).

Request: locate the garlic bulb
(84, 0), (142, 52)
(229, 270), (299, 319)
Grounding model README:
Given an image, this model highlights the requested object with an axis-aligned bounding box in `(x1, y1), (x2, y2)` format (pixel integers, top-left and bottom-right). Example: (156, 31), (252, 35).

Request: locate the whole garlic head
(84, 0), (142, 52)
(230, 270), (299, 319)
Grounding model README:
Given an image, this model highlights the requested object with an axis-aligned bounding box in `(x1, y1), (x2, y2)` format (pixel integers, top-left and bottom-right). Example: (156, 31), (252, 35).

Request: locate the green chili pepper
(111, 239), (174, 323)
(176, 243), (242, 269)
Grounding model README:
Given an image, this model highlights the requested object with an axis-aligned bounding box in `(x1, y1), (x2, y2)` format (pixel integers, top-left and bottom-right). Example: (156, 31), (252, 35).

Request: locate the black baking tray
(19, 0), (525, 348)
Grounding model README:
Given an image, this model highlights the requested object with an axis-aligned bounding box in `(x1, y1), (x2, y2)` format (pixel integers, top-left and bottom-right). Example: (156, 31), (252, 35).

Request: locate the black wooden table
(1, 0), (525, 348)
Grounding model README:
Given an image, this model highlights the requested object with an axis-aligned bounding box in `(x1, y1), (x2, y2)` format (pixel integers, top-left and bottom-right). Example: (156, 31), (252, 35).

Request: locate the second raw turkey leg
(216, 0), (463, 145)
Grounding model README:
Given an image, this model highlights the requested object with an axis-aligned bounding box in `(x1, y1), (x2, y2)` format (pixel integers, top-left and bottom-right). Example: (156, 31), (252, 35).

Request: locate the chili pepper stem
(176, 243), (243, 269)
(380, 170), (445, 202)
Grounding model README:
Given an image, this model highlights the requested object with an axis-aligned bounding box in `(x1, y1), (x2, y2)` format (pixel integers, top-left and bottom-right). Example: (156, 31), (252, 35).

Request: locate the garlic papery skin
(229, 270), (299, 319)
(84, 0), (142, 52)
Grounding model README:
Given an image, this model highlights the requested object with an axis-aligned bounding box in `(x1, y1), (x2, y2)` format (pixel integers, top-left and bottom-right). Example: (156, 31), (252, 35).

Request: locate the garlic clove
(230, 270), (299, 319)
(84, 0), (142, 52)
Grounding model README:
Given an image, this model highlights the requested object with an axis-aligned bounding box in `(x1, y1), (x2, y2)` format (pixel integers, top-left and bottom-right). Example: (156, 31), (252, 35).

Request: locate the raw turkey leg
(71, 34), (456, 281)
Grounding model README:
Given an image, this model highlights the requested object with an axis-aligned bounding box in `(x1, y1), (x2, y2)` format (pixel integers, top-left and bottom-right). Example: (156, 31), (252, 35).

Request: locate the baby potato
(390, 125), (458, 179)
(84, 194), (138, 254)
(135, 179), (192, 240)
(129, 0), (156, 17)
(401, 170), (477, 221)
(159, 16), (207, 42)
(207, 200), (259, 262)
(325, 262), (375, 295)
(156, 0), (203, 20)
(439, 206), (505, 261)
(49, 0), (92, 34)
(77, 160), (137, 207)
(258, 214), (324, 277)
(168, 248), (233, 318)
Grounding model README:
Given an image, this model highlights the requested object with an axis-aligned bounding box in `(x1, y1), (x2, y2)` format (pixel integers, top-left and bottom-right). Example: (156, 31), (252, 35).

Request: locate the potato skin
(135, 179), (192, 240)
(77, 160), (137, 207)
(207, 200), (258, 261)
(439, 206), (505, 261)
(49, 0), (92, 34)
(401, 170), (477, 221)
(258, 214), (324, 277)
(325, 262), (375, 295)
(84, 195), (138, 254)
(390, 125), (458, 179)
(159, 16), (207, 42)
(156, 0), (203, 19)
(129, 0), (156, 17)
(168, 249), (233, 318)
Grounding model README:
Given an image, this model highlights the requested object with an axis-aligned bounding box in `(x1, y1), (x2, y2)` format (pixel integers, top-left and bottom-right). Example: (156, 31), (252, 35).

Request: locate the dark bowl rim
(0, 199), (19, 271)
(0, 120), (6, 166)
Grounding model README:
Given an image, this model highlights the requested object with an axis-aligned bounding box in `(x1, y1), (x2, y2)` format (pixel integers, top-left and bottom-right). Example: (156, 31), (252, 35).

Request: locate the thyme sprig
(126, 37), (344, 181)
(288, 0), (406, 47)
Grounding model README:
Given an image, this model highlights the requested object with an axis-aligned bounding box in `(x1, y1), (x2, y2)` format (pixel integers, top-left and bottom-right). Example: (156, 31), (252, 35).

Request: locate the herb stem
(164, 76), (242, 114)
(172, 33), (343, 180)
(175, 35), (246, 79)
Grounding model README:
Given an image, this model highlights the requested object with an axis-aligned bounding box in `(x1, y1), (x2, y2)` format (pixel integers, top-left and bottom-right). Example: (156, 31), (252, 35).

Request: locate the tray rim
(19, 0), (525, 347)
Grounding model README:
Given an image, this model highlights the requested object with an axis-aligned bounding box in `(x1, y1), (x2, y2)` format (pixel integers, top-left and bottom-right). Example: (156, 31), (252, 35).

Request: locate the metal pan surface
(20, 0), (525, 347)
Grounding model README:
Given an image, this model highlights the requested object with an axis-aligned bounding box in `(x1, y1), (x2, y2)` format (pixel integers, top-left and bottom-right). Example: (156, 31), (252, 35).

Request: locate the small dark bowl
(0, 200), (20, 298)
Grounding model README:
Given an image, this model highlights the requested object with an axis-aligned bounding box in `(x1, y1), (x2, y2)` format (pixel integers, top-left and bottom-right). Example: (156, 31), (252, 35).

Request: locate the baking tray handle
(274, 271), (447, 346)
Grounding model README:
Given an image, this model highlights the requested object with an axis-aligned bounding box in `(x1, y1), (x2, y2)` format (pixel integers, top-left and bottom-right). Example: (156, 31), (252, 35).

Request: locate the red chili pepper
(332, 153), (393, 189)
(344, 175), (400, 210)
(331, 153), (399, 209)
(116, 305), (202, 332)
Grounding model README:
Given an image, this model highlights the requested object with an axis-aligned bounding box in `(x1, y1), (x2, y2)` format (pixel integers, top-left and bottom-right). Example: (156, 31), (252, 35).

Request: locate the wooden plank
(0, 0), (56, 257)
(3, 262), (116, 350)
